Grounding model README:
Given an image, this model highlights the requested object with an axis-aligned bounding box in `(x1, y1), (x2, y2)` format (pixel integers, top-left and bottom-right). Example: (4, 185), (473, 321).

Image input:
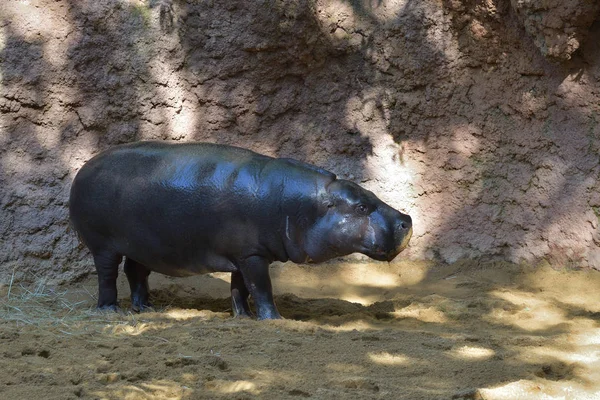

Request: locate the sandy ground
(1, 260), (600, 400)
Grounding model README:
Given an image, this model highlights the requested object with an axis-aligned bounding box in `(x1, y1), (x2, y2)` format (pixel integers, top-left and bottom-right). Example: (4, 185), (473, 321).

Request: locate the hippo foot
(257, 315), (284, 321)
(256, 311), (284, 320)
(96, 304), (120, 313)
(131, 303), (154, 313)
(233, 310), (255, 319)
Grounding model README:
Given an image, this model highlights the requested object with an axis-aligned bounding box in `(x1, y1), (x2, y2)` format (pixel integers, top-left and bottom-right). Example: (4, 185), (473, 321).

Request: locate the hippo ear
(316, 191), (336, 214)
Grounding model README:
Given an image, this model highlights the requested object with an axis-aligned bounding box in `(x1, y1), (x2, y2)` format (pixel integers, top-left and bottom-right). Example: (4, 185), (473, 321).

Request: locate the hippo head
(302, 179), (412, 263)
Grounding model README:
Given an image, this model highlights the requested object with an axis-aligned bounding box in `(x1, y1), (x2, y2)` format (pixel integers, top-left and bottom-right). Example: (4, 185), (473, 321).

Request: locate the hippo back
(69, 141), (335, 274)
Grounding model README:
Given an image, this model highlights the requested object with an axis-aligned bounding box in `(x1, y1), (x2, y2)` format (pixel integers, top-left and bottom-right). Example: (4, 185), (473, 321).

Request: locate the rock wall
(1, 0), (599, 283)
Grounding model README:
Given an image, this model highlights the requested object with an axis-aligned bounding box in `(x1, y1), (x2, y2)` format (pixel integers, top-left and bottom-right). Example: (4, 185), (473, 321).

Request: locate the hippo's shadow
(119, 284), (231, 314)
(128, 285), (398, 322)
(275, 293), (398, 323)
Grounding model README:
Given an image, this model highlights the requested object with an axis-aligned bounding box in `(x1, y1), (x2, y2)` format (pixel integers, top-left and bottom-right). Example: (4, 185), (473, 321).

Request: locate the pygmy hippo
(69, 141), (412, 319)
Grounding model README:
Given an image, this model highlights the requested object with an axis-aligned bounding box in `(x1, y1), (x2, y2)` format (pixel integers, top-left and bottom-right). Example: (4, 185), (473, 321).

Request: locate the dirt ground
(1, 260), (600, 400)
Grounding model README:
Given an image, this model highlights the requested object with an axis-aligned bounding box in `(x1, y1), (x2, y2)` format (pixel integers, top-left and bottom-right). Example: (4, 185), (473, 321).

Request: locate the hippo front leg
(237, 256), (282, 320)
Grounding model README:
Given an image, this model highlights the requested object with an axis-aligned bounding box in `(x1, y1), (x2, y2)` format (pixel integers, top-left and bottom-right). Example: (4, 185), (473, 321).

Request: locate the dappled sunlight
(448, 345), (495, 361)
(233, 368), (304, 395)
(391, 302), (448, 323)
(487, 289), (568, 331)
(93, 307), (229, 337)
(170, 103), (196, 141)
(511, 322), (600, 381)
(135, 8), (198, 141)
(339, 263), (404, 288)
(0, 25), (5, 53)
(314, 0), (464, 261)
(393, 260), (430, 286)
(325, 319), (377, 332)
(525, 344), (600, 365)
(92, 379), (191, 400)
(316, 0), (366, 46)
(253, 314), (384, 333)
(61, 133), (101, 178)
(343, 92), (416, 207)
(523, 267), (600, 313)
(165, 308), (215, 321)
(318, 0), (410, 25)
(314, 1), (463, 248)
(3, 262), (600, 399)
(479, 379), (600, 400)
(139, 65), (197, 140)
(204, 379), (260, 395)
(555, 69), (595, 110)
(368, 0), (409, 23)
(2, 1), (54, 41)
(368, 351), (411, 366)
(571, 326), (600, 346)
(339, 294), (374, 306)
(314, 0), (460, 60)
(271, 261), (430, 307)
(104, 321), (170, 337)
(2, 1), (72, 69)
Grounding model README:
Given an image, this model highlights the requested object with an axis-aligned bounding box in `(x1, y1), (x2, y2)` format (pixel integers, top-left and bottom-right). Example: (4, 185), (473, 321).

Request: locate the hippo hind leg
(93, 251), (123, 311)
(231, 271), (253, 318)
(124, 258), (152, 312)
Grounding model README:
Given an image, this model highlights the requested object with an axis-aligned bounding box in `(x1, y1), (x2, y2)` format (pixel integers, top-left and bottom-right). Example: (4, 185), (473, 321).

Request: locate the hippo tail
(66, 201), (86, 249)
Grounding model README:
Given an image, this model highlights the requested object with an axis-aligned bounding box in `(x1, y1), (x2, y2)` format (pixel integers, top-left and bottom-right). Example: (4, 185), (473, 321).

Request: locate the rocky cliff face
(511, 0), (600, 60)
(1, 0), (599, 282)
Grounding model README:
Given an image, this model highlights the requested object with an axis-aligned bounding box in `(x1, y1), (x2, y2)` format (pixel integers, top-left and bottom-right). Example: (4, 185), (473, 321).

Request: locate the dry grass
(0, 276), (143, 338)
(1, 280), (90, 330)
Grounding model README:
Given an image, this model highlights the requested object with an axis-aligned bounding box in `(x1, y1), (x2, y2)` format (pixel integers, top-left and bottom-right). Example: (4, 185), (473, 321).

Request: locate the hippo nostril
(397, 215), (412, 232)
(393, 215), (413, 254)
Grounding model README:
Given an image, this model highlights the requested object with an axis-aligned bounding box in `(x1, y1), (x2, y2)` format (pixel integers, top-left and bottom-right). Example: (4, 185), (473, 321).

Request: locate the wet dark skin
(69, 141), (412, 320)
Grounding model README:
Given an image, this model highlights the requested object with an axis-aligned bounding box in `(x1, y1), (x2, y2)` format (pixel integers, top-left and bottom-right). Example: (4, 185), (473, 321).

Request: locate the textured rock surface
(511, 0), (600, 61)
(1, 0), (599, 283)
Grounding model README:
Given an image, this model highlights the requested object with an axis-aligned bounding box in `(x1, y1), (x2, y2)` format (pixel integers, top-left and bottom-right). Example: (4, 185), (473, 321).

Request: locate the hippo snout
(396, 214), (412, 236)
(387, 214), (412, 261)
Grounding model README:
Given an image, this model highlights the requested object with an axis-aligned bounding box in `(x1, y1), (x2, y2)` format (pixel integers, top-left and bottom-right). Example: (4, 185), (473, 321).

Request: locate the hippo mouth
(367, 251), (395, 262)
(366, 226), (413, 262)
(396, 226), (413, 253)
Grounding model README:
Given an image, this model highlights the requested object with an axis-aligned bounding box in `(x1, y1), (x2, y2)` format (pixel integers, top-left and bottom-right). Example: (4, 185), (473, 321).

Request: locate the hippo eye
(356, 204), (369, 215)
